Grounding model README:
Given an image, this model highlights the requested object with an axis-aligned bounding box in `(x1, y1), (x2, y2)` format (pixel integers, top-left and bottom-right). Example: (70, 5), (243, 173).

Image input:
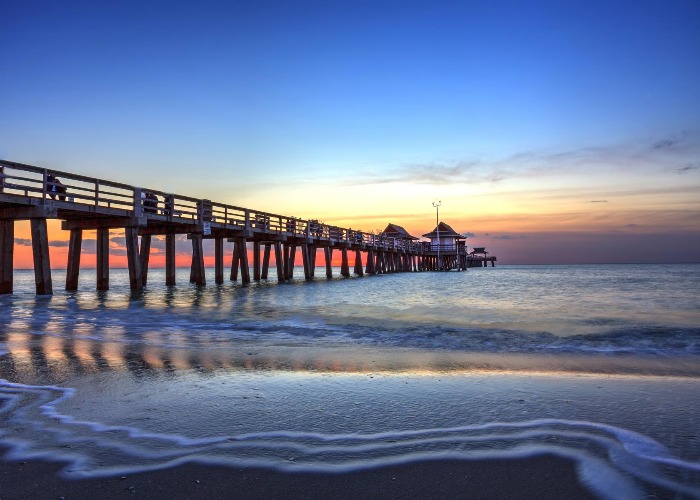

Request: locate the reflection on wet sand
(3, 330), (700, 383)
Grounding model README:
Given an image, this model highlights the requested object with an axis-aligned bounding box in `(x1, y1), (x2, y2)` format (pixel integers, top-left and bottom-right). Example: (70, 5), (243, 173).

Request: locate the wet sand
(0, 451), (599, 499)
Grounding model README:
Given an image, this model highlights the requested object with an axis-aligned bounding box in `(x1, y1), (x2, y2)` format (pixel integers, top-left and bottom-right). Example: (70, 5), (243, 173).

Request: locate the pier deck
(1, 160), (494, 295)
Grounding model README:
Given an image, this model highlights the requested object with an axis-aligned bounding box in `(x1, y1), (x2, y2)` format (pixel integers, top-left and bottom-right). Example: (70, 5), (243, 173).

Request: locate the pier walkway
(0, 159), (495, 295)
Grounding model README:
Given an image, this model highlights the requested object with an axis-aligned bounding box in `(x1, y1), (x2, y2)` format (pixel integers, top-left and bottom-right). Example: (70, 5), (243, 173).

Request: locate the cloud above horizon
(341, 133), (700, 188)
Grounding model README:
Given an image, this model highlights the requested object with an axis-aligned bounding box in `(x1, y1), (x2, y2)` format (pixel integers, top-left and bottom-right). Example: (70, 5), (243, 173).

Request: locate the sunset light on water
(2, 1), (699, 498)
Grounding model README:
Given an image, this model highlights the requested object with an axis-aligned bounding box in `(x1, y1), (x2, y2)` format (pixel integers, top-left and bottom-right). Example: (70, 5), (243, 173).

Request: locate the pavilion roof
(422, 221), (462, 239)
(381, 223), (418, 240)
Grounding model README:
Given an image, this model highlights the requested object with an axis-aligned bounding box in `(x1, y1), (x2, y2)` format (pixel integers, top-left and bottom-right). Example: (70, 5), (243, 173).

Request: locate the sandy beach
(2, 267), (700, 498)
(1, 450), (602, 499)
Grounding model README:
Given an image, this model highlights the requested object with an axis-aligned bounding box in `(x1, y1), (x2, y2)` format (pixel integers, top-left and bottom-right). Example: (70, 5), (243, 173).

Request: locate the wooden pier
(0, 160), (495, 295)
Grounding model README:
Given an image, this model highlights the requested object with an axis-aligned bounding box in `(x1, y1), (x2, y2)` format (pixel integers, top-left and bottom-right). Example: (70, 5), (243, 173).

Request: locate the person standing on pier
(46, 174), (66, 201)
(143, 191), (158, 213)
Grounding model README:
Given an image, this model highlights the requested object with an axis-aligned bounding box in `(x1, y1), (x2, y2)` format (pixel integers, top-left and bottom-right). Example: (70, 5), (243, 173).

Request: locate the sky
(2, 0), (699, 266)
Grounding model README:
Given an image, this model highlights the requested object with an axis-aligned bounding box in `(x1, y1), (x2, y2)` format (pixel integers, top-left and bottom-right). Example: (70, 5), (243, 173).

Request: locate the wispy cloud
(344, 132), (700, 187)
(651, 139), (679, 150)
(13, 238), (69, 248)
(492, 235), (522, 240)
(675, 164), (698, 174)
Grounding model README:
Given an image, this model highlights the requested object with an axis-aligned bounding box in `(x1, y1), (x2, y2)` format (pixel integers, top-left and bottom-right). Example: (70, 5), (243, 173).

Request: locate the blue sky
(2, 0), (699, 263)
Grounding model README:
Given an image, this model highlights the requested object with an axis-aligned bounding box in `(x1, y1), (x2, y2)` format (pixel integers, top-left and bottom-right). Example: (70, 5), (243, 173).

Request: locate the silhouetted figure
(47, 174), (67, 201)
(143, 191), (158, 214)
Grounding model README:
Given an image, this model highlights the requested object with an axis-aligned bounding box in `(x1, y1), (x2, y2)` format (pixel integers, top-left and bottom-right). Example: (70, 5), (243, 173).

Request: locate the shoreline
(0, 452), (602, 500)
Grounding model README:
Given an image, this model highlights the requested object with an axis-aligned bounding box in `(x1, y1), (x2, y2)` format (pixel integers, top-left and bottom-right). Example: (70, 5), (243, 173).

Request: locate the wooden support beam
(230, 240), (240, 281)
(237, 237), (251, 284)
(125, 226), (143, 291)
(215, 237), (224, 284)
(365, 249), (375, 274)
(340, 248), (350, 277)
(289, 245), (297, 279)
(65, 228), (82, 291)
(354, 249), (364, 276)
(253, 241), (261, 281)
(285, 244), (297, 280)
(283, 244), (290, 278)
(30, 218), (53, 295)
(301, 243), (312, 280)
(96, 228), (109, 290)
(309, 245), (317, 277)
(165, 233), (176, 286)
(324, 247), (333, 278)
(140, 234), (151, 286)
(261, 243), (271, 279)
(189, 250), (196, 283)
(191, 233), (206, 286)
(274, 241), (285, 282)
(62, 216), (144, 231)
(0, 205), (57, 220)
(0, 220), (14, 294)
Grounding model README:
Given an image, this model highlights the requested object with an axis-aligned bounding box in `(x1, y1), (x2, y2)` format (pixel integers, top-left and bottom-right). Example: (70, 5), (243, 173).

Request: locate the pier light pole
(432, 201), (441, 270)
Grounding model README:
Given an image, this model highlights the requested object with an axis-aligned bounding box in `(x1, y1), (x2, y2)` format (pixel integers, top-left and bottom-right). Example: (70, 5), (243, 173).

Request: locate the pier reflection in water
(2, 328), (700, 499)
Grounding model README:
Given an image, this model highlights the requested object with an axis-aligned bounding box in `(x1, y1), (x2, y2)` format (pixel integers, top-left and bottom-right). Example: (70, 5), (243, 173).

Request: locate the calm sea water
(2, 264), (700, 497)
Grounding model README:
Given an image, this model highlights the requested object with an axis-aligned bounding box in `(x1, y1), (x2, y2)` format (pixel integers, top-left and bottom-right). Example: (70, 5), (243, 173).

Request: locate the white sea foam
(1, 380), (698, 497)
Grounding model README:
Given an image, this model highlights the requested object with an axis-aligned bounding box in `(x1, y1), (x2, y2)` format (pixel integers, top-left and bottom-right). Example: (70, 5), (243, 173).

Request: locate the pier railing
(0, 159), (432, 253)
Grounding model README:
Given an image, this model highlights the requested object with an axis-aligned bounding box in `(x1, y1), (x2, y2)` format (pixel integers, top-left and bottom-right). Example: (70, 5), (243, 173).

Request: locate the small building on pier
(470, 247), (488, 257)
(380, 223), (418, 241)
(422, 222), (465, 252)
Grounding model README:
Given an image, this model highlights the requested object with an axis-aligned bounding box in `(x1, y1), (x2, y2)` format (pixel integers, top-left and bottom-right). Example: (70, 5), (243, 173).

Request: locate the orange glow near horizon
(7, 176), (700, 271)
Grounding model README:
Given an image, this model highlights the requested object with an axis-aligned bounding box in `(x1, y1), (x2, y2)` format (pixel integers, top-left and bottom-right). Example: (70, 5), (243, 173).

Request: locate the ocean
(1, 264), (699, 498)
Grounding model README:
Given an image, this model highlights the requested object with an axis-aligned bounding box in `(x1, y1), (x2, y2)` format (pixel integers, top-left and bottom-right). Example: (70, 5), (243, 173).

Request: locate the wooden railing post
(0, 165), (5, 193)
(133, 188), (143, 217)
(164, 194), (174, 219)
(42, 170), (48, 203)
(199, 199), (212, 222)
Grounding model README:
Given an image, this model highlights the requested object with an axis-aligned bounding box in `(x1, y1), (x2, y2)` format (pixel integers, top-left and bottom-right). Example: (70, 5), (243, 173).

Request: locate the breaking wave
(1, 380), (698, 499)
